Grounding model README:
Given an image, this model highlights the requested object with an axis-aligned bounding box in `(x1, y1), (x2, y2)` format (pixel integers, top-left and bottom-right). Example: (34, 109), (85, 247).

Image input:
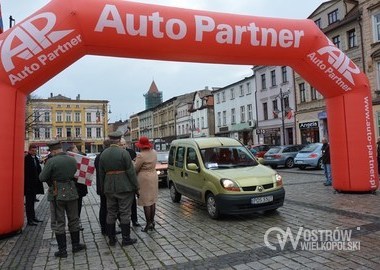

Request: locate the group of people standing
(95, 131), (159, 247)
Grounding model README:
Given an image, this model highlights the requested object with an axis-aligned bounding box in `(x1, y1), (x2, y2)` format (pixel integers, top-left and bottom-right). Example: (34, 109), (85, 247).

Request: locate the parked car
(250, 144), (275, 158)
(156, 151), (169, 185)
(263, 145), (305, 169)
(294, 143), (323, 170)
(167, 137), (285, 219)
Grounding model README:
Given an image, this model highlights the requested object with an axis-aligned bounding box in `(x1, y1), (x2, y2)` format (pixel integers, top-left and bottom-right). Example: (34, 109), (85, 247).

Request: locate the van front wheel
(206, 193), (220, 219)
(170, 182), (181, 203)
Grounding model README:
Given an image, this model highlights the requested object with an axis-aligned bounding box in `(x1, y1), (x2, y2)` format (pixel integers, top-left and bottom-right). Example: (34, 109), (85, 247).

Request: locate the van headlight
(275, 173), (283, 186)
(220, 178), (241, 191)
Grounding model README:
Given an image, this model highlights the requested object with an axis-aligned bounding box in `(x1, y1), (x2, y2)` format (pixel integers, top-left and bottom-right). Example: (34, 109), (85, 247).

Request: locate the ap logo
(0, 12), (74, 72)
(317, 38), (360, 85)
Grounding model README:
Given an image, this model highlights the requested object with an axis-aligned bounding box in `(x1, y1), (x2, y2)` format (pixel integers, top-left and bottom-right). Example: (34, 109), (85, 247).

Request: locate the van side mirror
(256, 157), (264, 165)
(187, 163), (200, 172)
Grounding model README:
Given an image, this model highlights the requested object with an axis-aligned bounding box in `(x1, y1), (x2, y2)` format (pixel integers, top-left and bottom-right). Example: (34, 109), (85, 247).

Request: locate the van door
(172, 146), (186, 194)
(183, 147), (203, 201)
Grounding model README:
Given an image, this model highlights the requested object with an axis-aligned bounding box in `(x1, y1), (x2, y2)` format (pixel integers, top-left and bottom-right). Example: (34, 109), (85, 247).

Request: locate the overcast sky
(2, 0), (325, 122)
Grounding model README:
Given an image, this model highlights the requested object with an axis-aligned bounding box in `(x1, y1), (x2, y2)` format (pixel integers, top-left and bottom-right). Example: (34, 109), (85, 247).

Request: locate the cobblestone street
(1, 168), (380, 269)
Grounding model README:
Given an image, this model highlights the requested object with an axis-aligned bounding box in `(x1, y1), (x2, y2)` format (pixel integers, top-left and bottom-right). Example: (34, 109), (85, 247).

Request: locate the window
(56, 112), (62, 122)
(216, 93), (220, 104)
(66, 127), (72, 138)
(283, 96), (289, 109)
(231, 108), (236, 124)
(222, 91), (226, 102)
(34, 128), (40, 139)
(197, 118), (200, 130)
(217, 112), (221, 126)
(56, 127), (62, 138)
(374, 14), (380, 42)
(328, 9), (338, 25)
(86, 112), (91, 122)
(87, 127), (92, 138)
(44, 128), (51, 139)
(44, 112), (50, 122)
(168, 146), (176, 166)
(281, 66), (288, 83)
(247, 104), (253, 121)
(240, 85), (244, 96)
(311, 86), (317, 100)
(272, 100), (278, 119)
(332, 35), (340, 48)
(271, 70), (276, 87)
(75, 127), (81, 138)
(196, 100), (199, 108)
(33, 111), (41, 122)
(74, 112), (81, 122)
(222, 111), (226, 126)
(66, 111), (72, 122)
(240, 106), (245, 122)
(246, 82), (251, 94)
(96, 127), (101, 138)
(186, 147), (199, 168)
(201, 117), (205, 128)
(299, 83), (306, 102)
(347, 29), (356, 48)
(230, 88), (235, 99)
(377, 62), (380, 90)
(261, 74), (266, 90)
(175, 147), (185, 168)
(315, 18), (321, 29)
(263, 103), (268, 120)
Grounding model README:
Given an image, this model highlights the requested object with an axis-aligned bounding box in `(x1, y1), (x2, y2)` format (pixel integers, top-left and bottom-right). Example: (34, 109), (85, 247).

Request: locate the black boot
(54, 234), (68, 258)
(120, 224), (137, 246)
(70, 231), (86, 253)
(107, 223), (117, 246)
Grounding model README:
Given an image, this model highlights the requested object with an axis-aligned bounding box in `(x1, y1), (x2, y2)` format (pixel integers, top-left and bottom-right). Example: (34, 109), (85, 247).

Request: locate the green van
(167, 137), (285, 219)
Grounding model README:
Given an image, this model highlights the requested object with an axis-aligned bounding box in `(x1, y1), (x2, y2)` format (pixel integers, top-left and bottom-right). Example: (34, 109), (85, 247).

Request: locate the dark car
(263, 145), (305, 169)
(250, 144), (275, 158)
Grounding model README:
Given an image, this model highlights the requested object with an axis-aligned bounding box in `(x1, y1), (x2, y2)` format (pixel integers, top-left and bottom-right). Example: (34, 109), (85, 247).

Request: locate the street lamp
(275, 88), (290, 145)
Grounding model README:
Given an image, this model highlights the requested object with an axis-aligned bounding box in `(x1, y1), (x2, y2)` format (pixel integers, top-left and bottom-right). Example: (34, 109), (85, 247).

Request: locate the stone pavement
(1, 168), (380, 269)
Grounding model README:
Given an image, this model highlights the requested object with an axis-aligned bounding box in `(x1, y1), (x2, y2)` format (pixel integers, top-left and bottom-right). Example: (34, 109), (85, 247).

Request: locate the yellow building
(26, 93), (109, 154)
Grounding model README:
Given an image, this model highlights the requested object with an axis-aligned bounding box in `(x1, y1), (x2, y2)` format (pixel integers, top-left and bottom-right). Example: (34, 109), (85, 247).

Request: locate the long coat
(99, 145), (138, 194)
(135, 149), (158, 206)
(24, 153), (44, 196)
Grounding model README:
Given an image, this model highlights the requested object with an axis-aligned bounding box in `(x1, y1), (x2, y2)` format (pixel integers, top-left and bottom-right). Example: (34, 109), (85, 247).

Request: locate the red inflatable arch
(0, 0), (378, 235)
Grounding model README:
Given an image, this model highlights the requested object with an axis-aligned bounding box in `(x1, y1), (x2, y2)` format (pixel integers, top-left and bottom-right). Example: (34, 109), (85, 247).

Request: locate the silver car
(263, 145), (304, 169)
(294, 143), (323, 170)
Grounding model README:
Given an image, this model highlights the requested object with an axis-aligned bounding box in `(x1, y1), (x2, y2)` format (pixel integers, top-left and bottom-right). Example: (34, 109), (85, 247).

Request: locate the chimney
(50, 93), (53, 98)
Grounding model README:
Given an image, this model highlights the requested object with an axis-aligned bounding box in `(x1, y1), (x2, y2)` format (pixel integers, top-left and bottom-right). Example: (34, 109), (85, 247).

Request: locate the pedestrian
(120, 137), (141, 227)
(95, 139), (111, 235)
(67, 144), (88, 230)
(134, 136), (158, 232)
(39, 141), (86, 258)
(321, 138), (332, 186)
(377, 138), (380, 174)
(24, 144), (44, 226)
(99, 131), (139, 246)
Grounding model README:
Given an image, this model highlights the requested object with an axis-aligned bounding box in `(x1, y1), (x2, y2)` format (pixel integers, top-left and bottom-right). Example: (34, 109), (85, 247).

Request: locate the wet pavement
(1, 168), (380, 269)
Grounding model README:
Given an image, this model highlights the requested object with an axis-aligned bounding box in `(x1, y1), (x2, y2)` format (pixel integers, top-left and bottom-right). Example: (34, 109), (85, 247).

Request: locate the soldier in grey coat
(39, 141), (86, 258)
(99, 131), (139, 246)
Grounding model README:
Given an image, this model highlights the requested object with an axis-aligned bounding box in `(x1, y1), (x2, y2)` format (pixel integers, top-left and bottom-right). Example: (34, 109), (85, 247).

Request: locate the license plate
(251, 196), (273, 204)
(266, 157), (272, 160)
(297, 160), (303, 164)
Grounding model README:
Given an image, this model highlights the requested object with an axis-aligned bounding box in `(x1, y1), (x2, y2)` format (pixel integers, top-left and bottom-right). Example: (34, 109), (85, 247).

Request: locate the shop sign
(299, 121), (319, 129)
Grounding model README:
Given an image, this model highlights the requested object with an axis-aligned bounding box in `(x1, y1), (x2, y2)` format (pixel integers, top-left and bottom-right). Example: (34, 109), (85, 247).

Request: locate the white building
(189, 89), (215, 138)
(213, 75), (256, 145)
(254, 65), (296, 145)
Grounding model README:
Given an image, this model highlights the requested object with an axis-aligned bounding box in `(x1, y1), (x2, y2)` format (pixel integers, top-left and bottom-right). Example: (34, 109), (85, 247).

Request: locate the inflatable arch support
(0, 0), (378, 235)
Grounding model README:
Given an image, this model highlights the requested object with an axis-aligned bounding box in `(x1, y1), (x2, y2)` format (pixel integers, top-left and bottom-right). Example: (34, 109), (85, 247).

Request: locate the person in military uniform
(39, 141), (86, 258)
(99, 131), (139, 246)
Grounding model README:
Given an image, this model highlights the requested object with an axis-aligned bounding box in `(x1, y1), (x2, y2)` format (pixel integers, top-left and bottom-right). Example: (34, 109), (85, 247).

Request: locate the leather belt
(106, 170), (125, 175)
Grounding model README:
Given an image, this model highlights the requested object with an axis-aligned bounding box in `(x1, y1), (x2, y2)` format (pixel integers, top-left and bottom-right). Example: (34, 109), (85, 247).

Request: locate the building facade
(214, 75), (256, 145)
(295, 0), (363, 144)
(254, 66), (296, 145)
(26, 93), (109, 154)
(189, 89), (215, 138)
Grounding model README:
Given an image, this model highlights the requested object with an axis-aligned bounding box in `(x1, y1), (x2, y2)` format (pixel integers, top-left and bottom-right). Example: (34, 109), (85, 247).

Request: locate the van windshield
(200, 146), (258, 169)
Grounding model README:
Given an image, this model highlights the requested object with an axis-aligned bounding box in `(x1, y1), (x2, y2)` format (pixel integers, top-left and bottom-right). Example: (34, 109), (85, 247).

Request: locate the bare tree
(25, 94), (48, 138)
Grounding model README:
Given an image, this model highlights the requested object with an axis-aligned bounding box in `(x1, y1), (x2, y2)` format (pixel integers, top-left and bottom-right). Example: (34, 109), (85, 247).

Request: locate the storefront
(257, 128), (281, 145)
(299, 121), (319, 144)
